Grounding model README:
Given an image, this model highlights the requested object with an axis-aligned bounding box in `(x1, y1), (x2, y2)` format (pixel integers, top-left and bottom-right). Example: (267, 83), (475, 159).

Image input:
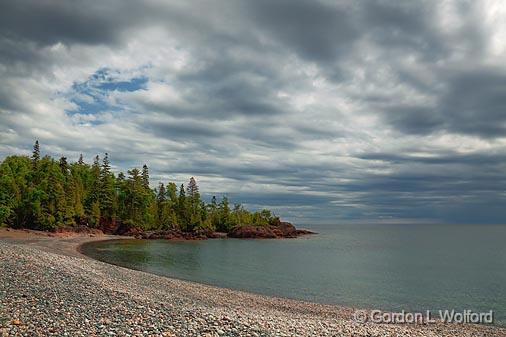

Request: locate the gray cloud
(1, 0), (506, 224)
(380, 67), (506, 137)
(0, 0), (159, 46)
(440, 68), (506, 137)
(244, 0), (359, 63)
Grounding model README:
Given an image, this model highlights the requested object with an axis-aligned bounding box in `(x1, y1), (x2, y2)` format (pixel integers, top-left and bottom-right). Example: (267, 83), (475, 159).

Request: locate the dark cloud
(0, 0), (125, 46)
(381, 106), (443, 135)
(380, 68), (506, 137)
(1, 0), (506, 224)
(440, 68), (506, 137)
(360, 1), (447, 59)
(244, 0), (359, 63)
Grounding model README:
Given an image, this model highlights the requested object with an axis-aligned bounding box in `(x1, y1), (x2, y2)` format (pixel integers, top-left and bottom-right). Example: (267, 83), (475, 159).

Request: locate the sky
(1, 0), (506, 225)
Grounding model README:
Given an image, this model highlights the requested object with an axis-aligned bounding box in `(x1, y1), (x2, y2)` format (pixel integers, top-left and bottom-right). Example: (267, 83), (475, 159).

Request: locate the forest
(0, 141), (279, 232)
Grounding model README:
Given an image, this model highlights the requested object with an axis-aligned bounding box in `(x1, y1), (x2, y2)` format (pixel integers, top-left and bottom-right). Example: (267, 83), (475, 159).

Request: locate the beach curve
(1, 229), (504, 337)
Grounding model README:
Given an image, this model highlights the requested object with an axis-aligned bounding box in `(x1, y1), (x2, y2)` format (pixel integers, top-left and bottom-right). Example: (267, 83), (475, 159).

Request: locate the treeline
(0, 141), (279, 232)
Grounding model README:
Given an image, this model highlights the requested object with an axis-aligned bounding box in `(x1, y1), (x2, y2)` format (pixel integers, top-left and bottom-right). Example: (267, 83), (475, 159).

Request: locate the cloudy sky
(1, 0), (506, 224)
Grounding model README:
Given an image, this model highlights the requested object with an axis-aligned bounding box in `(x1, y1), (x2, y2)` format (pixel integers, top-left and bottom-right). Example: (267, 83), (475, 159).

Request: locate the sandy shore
(1, 229), (505, 336)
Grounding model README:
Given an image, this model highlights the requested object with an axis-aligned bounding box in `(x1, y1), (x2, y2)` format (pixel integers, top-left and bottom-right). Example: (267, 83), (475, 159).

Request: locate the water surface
(81, 223), (506, 324)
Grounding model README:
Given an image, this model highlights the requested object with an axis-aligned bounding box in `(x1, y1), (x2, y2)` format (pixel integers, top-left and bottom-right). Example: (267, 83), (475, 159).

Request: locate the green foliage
(0, 141), (279, 232)
(99, 153), (115, 219)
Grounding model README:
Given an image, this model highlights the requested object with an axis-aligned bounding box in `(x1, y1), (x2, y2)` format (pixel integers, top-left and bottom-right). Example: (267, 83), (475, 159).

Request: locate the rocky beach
(1, 229), (505, 337)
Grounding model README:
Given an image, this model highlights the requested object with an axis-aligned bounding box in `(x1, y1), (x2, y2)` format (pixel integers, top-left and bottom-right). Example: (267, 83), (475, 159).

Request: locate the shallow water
(81, 223), (506, 325)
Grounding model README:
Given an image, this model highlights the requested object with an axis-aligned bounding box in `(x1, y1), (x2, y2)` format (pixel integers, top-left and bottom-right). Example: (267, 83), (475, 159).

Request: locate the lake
(81, 223), (506, 325)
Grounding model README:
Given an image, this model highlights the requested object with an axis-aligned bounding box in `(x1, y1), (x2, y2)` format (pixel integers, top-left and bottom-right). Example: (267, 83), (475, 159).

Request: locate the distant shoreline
(2, 228), (505, 336)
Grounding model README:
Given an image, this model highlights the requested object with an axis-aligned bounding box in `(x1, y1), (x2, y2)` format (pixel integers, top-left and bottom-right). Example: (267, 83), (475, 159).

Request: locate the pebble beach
(0, 231), (505, 337)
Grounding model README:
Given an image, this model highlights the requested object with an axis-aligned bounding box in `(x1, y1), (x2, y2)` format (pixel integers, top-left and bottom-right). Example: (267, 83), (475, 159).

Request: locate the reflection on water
(81, 223), (506, 325)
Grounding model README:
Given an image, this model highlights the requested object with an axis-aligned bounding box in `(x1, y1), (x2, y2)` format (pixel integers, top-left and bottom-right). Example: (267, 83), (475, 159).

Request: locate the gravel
(0, 241), (505, 337)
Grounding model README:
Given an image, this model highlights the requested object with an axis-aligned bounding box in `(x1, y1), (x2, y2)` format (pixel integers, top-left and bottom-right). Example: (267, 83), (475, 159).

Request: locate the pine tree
(45, 162), (66, 229)
(115, 171), (126, 219)
(157, 183), (167, 203)
(177, 184), (188, 230)
(218, 196), (230, 232)
(91, 201), (101, 227)
(187, 177), (201, 228)
(187, 177), (200, 201)
(86, 155), (101, 226)
(32, 140), (40, 168)
(0, 145), (279, 233)
(167, 182), (178, 203)
(102, 153), (111, 174)
(92, 155), (100, 173)
(72, 176), (84, 218)
(156, 183), (168, 228)
(99, 153), (115, 219)
(59, 156), (68, 175)
(209, 195), (220, 229)
(126, 168), (144, 224)
(141, 164), (149, 188)
(63, 177), (77, 224)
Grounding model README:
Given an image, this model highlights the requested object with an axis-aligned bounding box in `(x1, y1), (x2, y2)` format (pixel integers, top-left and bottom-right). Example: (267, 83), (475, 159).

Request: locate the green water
(81, 223), (506, 325)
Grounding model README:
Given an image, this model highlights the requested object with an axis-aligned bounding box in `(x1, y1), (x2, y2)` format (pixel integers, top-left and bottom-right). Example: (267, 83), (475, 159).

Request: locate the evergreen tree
(187, 177), (201, 229)
(0, 142), (279, 232)
(209, 195), (220, 229)
(32, 140), (40, 167)
(187, 177), (200, 202)
(126, 168), (142, 222)
(115, 171), (127, 220)
(156, 183), (170, 228)
(177, 184), (188, 230)
(166, 182), (179, 229)
(91, 201), (100, 227)
(71, 175), (84, 218)
(218, 196), (231, 232)
(141, 164), (149, 188)
(99, 153), (115, 219)
(167, 182), (178, 203)
(86, 155), (101, 226)
(59, 156), (68, 175)
(157, 183), (167, 203)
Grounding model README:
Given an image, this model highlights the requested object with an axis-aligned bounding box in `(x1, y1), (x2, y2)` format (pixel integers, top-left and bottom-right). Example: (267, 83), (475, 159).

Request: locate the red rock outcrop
(228, 222), (315, 239)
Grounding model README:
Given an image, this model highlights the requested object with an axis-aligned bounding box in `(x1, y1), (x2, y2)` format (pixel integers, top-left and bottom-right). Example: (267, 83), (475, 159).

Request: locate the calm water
(81, 223), (506, 324)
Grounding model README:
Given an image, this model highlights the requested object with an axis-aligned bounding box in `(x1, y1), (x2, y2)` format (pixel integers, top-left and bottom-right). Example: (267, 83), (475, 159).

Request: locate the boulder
(228, 225), (278, 238)
(227, 222), (314, 239)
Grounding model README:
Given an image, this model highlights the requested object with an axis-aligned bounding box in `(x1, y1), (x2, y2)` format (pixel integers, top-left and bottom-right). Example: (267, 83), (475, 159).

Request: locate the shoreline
(0, 228), (133, 258)
(1, 228), (505, 336)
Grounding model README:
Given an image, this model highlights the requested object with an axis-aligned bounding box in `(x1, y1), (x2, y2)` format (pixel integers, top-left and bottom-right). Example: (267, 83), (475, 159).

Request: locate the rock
(227, 222), (314, 239)
(227, 225), (277, 239)
(275, 222), (298, 237)
(11, 319), (21, 326)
